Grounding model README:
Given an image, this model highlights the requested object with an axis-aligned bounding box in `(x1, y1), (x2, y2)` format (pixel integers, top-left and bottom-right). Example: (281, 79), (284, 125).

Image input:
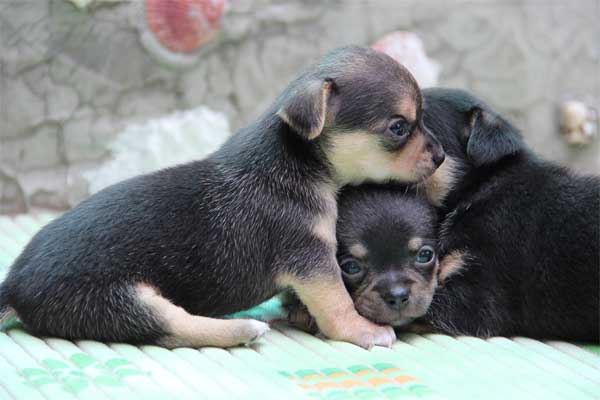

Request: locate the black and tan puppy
(286, 186), (440, 332)
(0, 46), (445, 349)
(289, 89), (599, 343)
(416, 88), (599, 341)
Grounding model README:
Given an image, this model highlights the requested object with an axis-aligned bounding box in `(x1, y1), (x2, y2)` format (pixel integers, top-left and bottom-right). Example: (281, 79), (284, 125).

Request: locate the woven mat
(0, 214), (599, 400)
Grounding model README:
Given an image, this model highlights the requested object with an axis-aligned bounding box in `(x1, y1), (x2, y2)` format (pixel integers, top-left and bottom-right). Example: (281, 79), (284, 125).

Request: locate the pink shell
(372, 31), (440, 88)
(146, 0), (225, 54)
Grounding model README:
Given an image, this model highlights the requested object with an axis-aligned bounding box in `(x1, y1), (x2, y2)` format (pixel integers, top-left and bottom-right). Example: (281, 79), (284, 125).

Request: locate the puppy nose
(429, 144), (445, 167)
(433, 149), (445, 167)
(423, 128), (445, 167)
(382, 286), (410, 311)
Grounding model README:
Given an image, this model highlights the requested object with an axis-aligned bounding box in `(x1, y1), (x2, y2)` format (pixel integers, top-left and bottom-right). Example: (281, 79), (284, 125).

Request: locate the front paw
(322, 315), (396, 349)
(353, 323), (396, 349)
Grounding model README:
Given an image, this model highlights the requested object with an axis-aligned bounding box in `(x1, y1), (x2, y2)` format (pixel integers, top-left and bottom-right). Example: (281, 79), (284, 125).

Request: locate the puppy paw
(233, 319), (270, 344)
(323, 316), (396, 349)
(287, 305), (319, 334)
(354, 324), (396, 349)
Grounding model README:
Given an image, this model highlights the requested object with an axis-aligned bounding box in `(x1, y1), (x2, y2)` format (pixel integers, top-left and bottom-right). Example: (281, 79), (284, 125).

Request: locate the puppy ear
(277, 78), (335, 140)
(466, 107), (524, 167)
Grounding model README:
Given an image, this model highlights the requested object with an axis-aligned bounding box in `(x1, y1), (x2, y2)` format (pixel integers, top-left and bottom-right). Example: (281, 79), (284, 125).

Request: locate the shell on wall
(137, 0), (226, 67)
(371, 31), (440, 88)
(560, 101), (598, 146)
(67, 0), (94, 8)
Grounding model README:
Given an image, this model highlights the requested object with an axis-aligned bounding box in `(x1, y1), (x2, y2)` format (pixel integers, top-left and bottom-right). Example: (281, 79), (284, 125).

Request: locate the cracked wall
(1, 0), (599, 213)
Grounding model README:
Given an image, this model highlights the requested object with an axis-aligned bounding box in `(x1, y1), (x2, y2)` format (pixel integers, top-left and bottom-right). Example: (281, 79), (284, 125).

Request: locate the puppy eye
(341, 260), (362, 275)
(388, 118), (410, 137)
(416, 246), (435, 264)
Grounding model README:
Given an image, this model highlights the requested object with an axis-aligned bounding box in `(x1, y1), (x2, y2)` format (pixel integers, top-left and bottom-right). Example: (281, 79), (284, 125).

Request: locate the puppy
(417, 88), (600, 341)
(285, 185), (439, 332)
(290, 89), (599, 343)
(0, 46), (445, 349)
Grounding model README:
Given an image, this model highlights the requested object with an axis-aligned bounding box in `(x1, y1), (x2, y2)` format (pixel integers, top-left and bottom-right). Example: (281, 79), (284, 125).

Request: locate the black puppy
(0, 46), (445, 349)
(289, 90), (599, 342)
(286, 185), (440, 331)
(416, 88), (599, 341)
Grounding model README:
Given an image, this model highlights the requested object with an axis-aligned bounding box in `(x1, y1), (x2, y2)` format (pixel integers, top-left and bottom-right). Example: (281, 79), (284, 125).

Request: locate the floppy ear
(466, 107), (524, 167)
(276, 78), (335, 140)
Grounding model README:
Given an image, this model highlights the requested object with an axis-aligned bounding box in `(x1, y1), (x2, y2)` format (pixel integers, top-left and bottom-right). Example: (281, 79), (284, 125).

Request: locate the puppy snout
(423, 126), (445, 167)
(430, 144), (445, 167)
(382, 286), (410, 311)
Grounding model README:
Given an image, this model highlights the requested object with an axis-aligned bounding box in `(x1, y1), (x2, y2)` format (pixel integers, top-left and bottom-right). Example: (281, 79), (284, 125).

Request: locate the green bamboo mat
(0, 214), (599, 400)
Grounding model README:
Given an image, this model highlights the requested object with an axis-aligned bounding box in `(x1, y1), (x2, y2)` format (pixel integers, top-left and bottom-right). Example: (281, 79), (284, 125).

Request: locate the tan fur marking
(276, 273), (396, 348)
(311, 182), (338, 245)
(438, 250), (467, 283)
(312, 214), (336, 245)
(326, 130), (435, 186)
(398, 99), (417, 121)
(313, 80), (333, 139)
(317, 181), (338, 211)
(407, 237), (423, 252)
(137, 284), (269, 348)
(423, 156), (459, 207)
(349, 243), (368, 259)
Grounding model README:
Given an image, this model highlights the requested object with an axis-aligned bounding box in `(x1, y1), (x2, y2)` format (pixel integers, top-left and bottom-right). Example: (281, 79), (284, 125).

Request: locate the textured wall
(1, 0), (598, 213)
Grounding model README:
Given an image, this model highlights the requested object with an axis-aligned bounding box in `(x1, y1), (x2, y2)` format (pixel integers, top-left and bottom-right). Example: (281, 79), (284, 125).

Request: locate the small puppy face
(420, 88), (525, 206)
(336, 186), (439, 327)
(277, 46), (445, 186)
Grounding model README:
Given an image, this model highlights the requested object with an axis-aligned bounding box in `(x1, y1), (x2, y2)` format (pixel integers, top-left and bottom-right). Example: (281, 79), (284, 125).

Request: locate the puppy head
(276, 46), (445, 186)
(336, 185), (439, 327)
(419, 88), (525, 206)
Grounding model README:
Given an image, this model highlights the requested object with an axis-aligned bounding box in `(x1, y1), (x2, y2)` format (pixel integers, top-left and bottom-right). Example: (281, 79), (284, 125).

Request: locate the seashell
(372, 31), (440, 88)
(145, 0), (225, 54)
(68, 0), (94, 9)
(560, 100), (598, 146)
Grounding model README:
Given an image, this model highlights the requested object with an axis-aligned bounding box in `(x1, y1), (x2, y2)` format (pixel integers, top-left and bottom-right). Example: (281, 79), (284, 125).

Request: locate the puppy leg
(281, 291), (318, 334)
(278, 274), (396, 349)
(137, 284), (269, 348)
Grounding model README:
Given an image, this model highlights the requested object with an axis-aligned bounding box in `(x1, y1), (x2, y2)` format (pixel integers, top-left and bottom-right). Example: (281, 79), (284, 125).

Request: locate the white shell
(68, 0), (94, 8)
(560, 100), (598, 146)
(83, 107), (231, 194)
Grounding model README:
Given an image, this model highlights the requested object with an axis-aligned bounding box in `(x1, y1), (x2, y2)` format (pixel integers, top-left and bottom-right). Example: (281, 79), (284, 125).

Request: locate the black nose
(424, 127), (445, 167)
(382, 286), (410, 311)
(432, 148), (445, 167)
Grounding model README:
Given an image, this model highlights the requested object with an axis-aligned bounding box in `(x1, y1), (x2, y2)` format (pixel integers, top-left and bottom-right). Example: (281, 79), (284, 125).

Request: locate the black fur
(288, 88), (598, 342)
(0, 46), (439, 345)
(284, 185), (439, 331)
(419, 88), (600, 341)
(336, 186), (439, 326)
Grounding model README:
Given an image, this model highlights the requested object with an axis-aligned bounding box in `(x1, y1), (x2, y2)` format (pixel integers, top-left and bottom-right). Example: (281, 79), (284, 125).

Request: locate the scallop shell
(145, 0), (225, 54)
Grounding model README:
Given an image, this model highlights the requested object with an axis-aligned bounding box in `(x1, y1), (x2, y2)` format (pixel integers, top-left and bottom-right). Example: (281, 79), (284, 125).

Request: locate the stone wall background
(0, 0), (598, 214)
